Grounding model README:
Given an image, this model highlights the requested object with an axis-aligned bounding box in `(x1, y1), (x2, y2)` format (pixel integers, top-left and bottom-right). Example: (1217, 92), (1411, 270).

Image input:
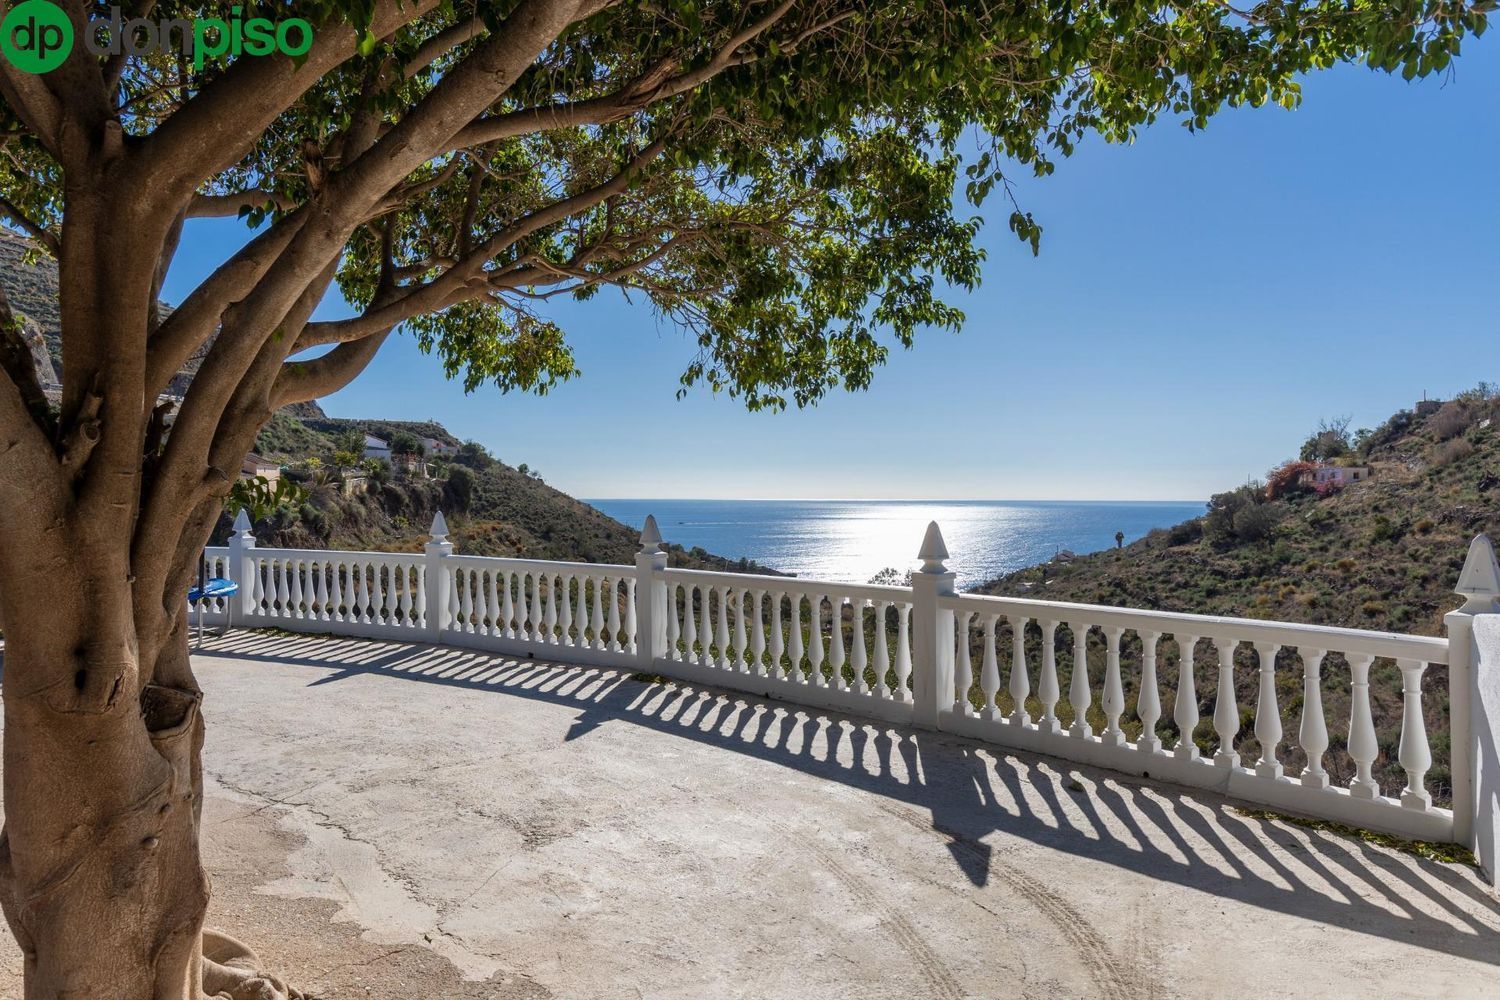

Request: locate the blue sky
(164, 43), (1500, 502)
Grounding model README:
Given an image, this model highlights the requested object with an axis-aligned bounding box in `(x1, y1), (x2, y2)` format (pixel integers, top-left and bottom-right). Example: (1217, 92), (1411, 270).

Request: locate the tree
(1299, 414), (1353, 462)
(0, 0), (1484, 995)
(333, 426), (368, 457)
(388, 429), (422, 457)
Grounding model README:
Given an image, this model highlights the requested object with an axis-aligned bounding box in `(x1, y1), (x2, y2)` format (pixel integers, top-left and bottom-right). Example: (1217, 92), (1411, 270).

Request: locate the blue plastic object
(188, 577), (239, 603)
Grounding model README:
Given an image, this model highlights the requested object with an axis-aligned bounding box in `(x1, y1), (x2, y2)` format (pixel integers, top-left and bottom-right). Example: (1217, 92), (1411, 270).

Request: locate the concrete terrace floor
(3, 632), (1499, 998)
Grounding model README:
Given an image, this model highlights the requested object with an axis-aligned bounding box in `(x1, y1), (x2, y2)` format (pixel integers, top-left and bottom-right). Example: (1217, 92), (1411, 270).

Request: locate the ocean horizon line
(583, 497), (1208, 505)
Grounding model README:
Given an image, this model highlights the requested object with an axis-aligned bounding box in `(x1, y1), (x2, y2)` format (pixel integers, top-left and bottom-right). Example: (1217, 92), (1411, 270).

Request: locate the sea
(584, 499), (1205, 591)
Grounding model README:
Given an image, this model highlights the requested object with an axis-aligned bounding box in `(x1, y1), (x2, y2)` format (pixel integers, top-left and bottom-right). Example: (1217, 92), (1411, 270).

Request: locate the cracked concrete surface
(4, 630), (1499, 998)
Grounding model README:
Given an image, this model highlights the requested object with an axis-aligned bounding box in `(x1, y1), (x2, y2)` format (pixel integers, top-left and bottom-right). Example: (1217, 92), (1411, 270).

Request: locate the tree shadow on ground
(190, 632), (1500, 965)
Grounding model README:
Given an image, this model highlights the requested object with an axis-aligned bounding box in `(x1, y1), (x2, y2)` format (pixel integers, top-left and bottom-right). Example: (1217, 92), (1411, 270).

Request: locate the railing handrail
(446, 553), (638, 575)
(940, 592), (1449, 663)
(661, 566), (913, 604)
(247, 545), (424, 562)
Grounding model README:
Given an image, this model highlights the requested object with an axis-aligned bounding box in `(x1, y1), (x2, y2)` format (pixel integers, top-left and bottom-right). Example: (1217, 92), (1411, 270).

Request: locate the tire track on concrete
(874, 801), (1143, 1000)
(766, 818), (964, 1000)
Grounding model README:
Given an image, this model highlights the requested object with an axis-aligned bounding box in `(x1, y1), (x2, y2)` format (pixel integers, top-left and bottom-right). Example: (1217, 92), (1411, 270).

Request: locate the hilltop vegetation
(981, 388), (1500, 636)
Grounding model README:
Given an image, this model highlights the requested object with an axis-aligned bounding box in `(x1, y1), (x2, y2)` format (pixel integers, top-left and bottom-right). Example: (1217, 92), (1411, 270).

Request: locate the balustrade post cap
(231, 509), (253, 536)
(917, 521), (950, 573)
(1455, 533), (1500, 609)
(429, 511), (450, 541)
(638, 514), (663, 550)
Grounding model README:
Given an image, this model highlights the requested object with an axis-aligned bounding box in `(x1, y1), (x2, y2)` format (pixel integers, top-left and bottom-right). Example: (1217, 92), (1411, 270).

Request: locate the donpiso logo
(1, 2), (313, 73)
(1, 0), (72, 74)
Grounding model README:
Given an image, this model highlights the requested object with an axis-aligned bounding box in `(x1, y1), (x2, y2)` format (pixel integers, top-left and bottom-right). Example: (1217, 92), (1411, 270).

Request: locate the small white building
(422, 436), (455, 457)
(1303, 465), (1370, 488)
(363, 434), (391, 461)
(240, 453), (280, 484)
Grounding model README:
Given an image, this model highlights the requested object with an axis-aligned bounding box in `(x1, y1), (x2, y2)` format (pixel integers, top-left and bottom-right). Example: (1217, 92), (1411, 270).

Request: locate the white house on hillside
(1303, 464), (1370, 488)
(363, 434), (392, 460)
(422, 436), (455, 457)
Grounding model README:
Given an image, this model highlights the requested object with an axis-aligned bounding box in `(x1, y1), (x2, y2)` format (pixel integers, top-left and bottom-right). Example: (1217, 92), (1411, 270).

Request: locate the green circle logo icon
(1, 0), (73, 74)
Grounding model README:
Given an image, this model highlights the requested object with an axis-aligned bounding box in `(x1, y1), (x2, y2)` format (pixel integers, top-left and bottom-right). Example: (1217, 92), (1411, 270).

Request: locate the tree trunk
(0, 581), (210, 999)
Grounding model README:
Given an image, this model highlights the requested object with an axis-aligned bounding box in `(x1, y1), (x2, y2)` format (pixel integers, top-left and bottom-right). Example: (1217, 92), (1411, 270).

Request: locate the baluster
(954, 611), (974, 713)
(459, 569), (474, 633)
(625, 577), (638, 655)
(540, 574), (555, 644)
(290, 560), (305, 619)
(1253, 642), (1283, 778)
(495, 569), (513, 632)
(980, 614), (1001, 720)
(697, 585), (713, 667)
(1397, 658), (1432, 809)
(1347, 653), (1379, 799)
(1102, 626), (1125, 745)
(330, 562), (344, 622)
(467, 570), (479, 631)
(607, 577), (622, 651)
(484, 570), (499, 635)
(666, 578), (684, 656)
(1069, 623), (1092, 739)
(894, 604), (911, 701)
(769, 593), (785, 678)
(787, 595), (805, 682)
(1212, 638), (1240, 768)
(717, 590), (735, 668)
(311, 562), (322, 619)
(1137, 631), (1162, 753)
(368, 564), (383, 624)
(873, 601), (891, 698)
(1037, 620), (1060, 732)
(399, 564), (412, 626)
(1009, 615), (1031, 725)
(808, 595), (825, 686)
(415, 564), (429, 629)
(270, 560), (284, 616)
(530, 573), (545, 640)
(732, 589), (748, 672)
(584, 577), (601, 650)
(477, 570), (494, 634)
(828, 597), (847, 689)
(681, 585), (697, 662)
(750, 590), (766, 676)
(1298, 647), (1329, 788)
(516, 573), (529, 638)
(352, 562), (367, 623)
(1174, 634), (1200, 759)
(849, 599), (868, 694)
(566, 574), (582, 645)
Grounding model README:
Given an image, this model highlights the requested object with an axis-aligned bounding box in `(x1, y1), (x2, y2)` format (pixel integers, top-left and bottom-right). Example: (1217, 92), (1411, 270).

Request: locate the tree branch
(0, 196), (59, 256)
(186, 190), (295, 218)
(297, 135), (669, 349)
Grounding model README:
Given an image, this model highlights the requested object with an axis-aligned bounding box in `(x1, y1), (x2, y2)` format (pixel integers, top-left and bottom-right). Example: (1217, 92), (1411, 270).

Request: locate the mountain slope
(240, 412), (767, 573)
(980, 394), (1500, 637)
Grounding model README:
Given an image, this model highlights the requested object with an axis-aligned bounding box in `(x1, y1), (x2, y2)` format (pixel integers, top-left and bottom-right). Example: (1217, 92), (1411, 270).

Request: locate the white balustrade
(204, 512), (1465, 848)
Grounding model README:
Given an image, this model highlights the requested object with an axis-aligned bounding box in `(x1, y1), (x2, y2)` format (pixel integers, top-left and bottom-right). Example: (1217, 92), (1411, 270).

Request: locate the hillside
(980, 393), (1500, 636)
(976, 389), (1500, 805)
(233, 411), (767, 573)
